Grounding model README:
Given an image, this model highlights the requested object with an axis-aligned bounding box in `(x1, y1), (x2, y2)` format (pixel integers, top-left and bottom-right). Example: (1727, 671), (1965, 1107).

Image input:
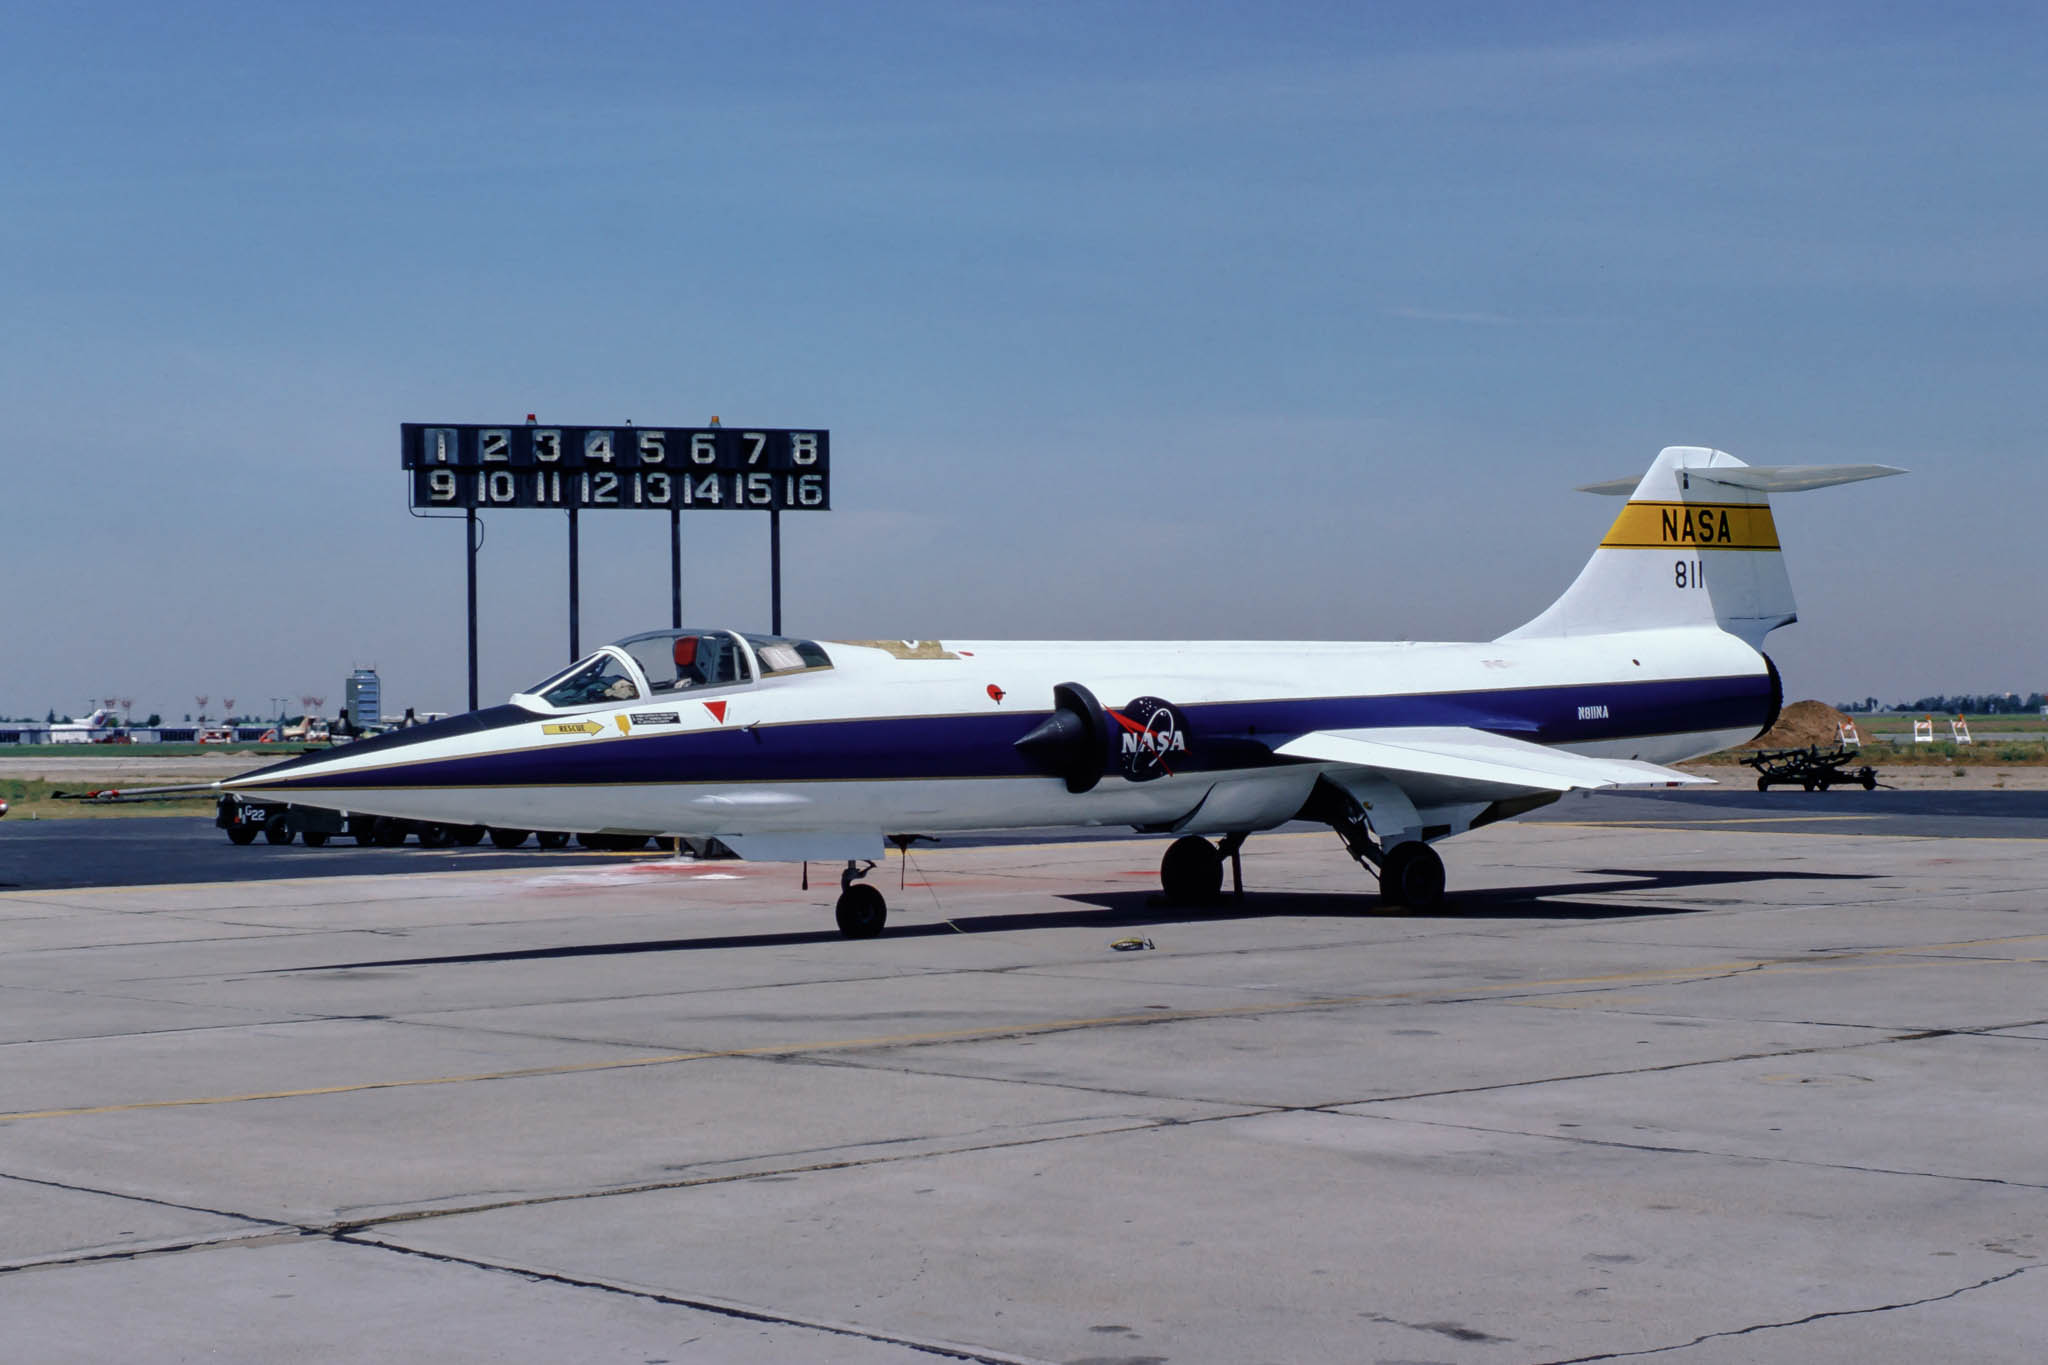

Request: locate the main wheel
(226, 824), (258, 845)
(835, 883), (887, 939)
(1160, 835), (1224, 905)
(302, 830), (330, 847)
(416, 823), (456, 848)
(488, 828), (530, 849)
(1379, 841), (1446, 910)
(371, 818), (409, 847)
(452, 825), (486, 846)
(534, 830), (570, 849)
(263, 819), (294, 845)
(349, 816), (376, 846)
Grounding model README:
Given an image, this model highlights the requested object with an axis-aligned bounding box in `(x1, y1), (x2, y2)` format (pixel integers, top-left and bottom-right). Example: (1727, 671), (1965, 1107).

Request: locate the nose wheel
(835, 860), (887, 938)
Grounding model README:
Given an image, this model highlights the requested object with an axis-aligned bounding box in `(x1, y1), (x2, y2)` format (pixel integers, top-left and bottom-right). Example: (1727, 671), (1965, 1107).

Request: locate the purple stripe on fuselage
(246, 673), (1772, 792)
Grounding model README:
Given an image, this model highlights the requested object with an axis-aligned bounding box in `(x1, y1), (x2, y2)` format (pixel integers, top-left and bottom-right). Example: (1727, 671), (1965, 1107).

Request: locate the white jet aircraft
(222, 446), (1900, 937)
(48, 708), (120, 743)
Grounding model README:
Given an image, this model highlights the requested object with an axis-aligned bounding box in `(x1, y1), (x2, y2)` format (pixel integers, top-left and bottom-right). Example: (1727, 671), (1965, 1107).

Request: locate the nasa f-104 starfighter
(221, 446), (1899, 938)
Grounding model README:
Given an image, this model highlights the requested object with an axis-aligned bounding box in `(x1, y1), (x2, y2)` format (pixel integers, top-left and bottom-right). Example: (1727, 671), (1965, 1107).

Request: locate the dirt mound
(1742, 699), (1851, 750)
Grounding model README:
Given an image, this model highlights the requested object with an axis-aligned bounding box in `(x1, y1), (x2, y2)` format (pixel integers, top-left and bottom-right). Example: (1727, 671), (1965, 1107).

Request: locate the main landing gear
(1376, 840), (1446, 910)
(835, 860), (886, 939)
(1159, 833), (1247, 907)
(1313, 779), (1449, 911)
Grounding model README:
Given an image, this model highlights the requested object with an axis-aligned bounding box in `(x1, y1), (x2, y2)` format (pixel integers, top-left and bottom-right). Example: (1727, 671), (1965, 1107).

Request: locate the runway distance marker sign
(402, 424), (830, 511)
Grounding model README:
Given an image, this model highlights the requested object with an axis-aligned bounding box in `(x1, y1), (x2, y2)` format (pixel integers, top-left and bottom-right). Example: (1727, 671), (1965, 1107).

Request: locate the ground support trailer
(1740, 745), (1879, 791)
(215, 793), (354, 845)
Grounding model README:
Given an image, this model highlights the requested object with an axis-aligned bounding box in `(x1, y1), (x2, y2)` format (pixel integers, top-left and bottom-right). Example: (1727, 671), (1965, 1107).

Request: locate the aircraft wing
(1273, 726), (1710, 794)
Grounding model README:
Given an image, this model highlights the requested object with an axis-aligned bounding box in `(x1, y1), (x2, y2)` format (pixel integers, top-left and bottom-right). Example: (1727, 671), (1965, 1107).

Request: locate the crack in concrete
(1318, 1030), (1912, 1109)
(330, 1233), (1052, 1365)
(0, 1170), (306, 1276)
(1528, 1263), (2040, 1363)
(330, 1112), (1224, 1232)
(0, 1168), (298, 1233)
(0, 1229), (320, 1277)
(0, 1153), (1066, 1362)
(1344, 1111), (2048, 1193)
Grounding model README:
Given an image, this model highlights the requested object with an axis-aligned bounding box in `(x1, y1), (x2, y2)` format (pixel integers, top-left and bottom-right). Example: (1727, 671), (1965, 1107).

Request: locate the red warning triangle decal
(703, 700), (728, 723)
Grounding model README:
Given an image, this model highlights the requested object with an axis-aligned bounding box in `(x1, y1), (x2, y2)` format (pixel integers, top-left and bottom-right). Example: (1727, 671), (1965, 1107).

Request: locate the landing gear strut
(1309, 777), (1450, 911)
(835, 860), (886, 939)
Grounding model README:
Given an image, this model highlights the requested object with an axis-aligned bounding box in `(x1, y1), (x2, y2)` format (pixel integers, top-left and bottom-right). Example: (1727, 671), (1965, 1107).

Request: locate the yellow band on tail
(1600, 501), (1779, 551)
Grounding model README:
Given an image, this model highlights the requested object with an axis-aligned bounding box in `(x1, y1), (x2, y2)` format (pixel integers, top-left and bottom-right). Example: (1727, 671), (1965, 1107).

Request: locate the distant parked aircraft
(48, 708), (120, 744)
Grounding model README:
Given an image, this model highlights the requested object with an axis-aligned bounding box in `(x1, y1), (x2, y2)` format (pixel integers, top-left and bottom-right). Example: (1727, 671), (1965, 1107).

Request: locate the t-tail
(1501, 446), (1904, 647)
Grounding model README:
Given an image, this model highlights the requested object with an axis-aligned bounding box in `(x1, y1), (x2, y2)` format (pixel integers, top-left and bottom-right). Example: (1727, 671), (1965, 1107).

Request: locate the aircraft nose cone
(1015, 709), (1088, 767)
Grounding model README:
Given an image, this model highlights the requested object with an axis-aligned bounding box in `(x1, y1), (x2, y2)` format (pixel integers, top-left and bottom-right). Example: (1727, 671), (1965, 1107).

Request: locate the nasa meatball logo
(1109, 696), (1188, 782)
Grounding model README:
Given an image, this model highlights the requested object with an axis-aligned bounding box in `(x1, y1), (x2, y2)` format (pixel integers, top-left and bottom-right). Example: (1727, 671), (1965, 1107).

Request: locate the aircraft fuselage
(227, 627), (1773, 851)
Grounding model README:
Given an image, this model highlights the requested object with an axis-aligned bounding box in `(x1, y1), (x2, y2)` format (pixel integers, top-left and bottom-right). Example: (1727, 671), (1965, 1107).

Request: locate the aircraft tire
(534, 830), (570, 850)
(835, 884), (887, 939)
(226, 825), (259, 845)
(1379, 841), (1445, 910)
(416, 823), (456, 848)
(302, 830), (330, 847)
(488, 828), (530, 849)
(371, 818), (409, 847)
(263, 820), (294, 845)
(1160, 836), (1223, 905)
(453, 825), (487, 846)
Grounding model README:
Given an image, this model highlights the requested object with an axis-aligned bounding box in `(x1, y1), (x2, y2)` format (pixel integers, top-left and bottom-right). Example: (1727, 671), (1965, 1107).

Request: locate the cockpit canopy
(514, 629), (833, 711)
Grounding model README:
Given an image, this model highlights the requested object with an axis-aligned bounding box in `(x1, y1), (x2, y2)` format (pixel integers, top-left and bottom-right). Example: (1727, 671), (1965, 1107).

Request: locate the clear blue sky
(4, 2), (2043, 719)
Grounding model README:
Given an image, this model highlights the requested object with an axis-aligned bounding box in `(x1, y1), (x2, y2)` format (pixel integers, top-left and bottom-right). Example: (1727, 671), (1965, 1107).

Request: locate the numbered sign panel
(402, 424), (830, 511)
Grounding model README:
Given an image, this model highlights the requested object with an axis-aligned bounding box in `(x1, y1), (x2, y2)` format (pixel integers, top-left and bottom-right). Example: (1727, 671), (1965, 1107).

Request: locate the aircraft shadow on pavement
(292, 866), (1875, 972)
(1061, 866), (1874, 924)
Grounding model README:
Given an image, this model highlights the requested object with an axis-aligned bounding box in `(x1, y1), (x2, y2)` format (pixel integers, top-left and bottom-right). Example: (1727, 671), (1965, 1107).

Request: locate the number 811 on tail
(401, 424), (830, 512)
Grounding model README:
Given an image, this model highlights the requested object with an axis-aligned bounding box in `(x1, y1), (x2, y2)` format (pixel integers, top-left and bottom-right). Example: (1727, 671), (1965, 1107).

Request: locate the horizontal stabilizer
(1685, 464), (1906, 493)
(1274, 726), (1711, 793)
(1578, 464), (1906, 495)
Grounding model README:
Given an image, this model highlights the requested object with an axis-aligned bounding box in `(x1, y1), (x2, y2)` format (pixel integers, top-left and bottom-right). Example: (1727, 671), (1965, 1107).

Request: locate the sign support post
(567, 507), (581, 661)
(669, 505), (683, 629)
(465, 508), (479, 712)
(770, 508), (782, 635)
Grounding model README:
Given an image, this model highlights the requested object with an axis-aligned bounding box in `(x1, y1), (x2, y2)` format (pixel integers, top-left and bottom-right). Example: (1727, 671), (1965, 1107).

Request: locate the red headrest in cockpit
(673, 636), (698, 668)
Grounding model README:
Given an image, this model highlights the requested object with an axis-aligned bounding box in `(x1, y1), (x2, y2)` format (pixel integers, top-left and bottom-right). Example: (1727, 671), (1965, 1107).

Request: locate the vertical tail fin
(1501, 447), (1903, 646)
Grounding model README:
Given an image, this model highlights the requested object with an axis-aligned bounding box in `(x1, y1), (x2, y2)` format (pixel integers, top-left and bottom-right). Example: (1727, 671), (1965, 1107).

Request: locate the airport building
(345, 669), (382, 730)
